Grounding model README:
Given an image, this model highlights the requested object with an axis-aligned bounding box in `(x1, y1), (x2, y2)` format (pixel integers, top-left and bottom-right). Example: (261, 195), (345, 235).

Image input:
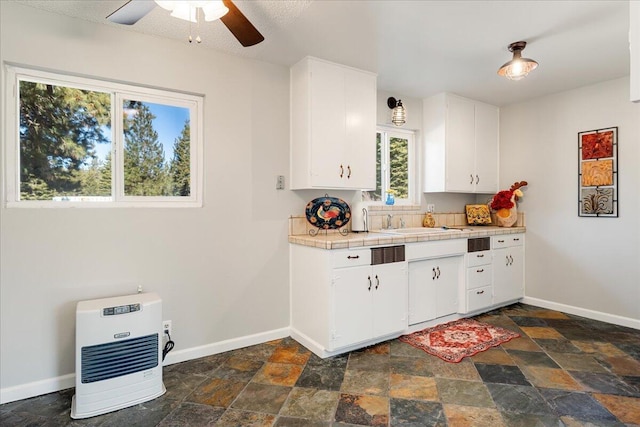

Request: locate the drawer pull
(476, 254), (484, 258)
(476, 290), (485, 294)
(498, 239), (505, 243)
(476, 269), (484, 273)
(513, 238), (520, 241)
(347, 255), (360, 259)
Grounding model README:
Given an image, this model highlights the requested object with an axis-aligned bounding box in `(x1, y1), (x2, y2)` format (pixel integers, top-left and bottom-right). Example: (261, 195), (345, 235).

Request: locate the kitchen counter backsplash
(289, 208), (526, 249)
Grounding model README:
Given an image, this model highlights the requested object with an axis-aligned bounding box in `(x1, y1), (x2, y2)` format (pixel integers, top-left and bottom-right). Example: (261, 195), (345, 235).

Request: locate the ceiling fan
(107, 0), (264, 47)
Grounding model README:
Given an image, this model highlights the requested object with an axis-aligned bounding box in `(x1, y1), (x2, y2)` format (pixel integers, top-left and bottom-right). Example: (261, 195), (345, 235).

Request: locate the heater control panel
(102, 303), (141, 316)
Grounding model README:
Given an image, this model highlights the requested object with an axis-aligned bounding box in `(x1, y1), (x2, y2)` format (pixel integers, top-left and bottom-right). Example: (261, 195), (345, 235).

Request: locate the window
(4, 66), (203, 207)
(364, 127), (415, 204)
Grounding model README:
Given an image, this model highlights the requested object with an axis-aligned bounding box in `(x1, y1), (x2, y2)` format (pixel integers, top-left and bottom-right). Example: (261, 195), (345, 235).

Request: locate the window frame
(369, 126), (417, 205)
(3, 65), (204, 208)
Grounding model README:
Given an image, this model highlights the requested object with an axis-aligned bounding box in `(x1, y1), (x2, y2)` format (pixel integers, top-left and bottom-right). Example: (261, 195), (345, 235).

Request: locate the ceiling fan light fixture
(387, 97), (406, 126)
(498, 41), (538, 81)
(202, 1), (229, 21)
(154, 1), (229, 23)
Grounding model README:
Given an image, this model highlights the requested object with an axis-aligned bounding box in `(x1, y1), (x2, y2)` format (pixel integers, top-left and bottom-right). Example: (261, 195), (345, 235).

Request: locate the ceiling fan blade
(107, 0), (156, 25)
(220, 0), (265, 47)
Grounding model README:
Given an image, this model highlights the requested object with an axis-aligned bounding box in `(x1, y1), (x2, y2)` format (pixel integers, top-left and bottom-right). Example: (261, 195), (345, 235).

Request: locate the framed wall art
(578, 127), (618, 217)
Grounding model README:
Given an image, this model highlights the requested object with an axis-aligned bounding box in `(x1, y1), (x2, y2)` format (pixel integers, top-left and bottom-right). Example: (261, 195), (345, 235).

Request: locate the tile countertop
(289, 226), (526, 250)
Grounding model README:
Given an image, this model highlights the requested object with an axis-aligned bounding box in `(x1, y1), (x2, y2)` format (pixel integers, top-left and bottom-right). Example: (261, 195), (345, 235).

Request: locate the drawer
(332, 248), (371, 268)
(405, 239), (466, 261)
(467, 265), (492, 289)
(466, 251), (491, 267)
(492, 234), (524, 249)
(467, 286), (493, 312)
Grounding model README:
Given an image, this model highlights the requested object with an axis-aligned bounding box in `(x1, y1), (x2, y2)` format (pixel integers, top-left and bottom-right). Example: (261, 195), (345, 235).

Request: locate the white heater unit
(71, 292), (165, 419)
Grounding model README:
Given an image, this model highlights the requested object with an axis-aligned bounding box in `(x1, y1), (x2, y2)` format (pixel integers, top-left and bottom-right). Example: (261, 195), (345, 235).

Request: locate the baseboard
(522, 297), (640, 330)
(162, 327), (290, 366)
(0, 373), (75, 405)
(0, 327), (290, 405)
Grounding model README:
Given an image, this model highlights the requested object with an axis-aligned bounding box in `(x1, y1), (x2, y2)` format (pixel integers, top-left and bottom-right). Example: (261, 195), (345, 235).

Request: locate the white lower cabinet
(460, 250), (493, 314)
(333, 263), (408, 349)
(492, 234), (525, 305)
(409, 256), (463, 325)
(290, 244), (407, 356)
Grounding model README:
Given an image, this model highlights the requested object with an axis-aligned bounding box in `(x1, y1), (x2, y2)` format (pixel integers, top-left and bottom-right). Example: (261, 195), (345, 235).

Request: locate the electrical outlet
(276, 175), (285, 190)
(162, 320), (172, 337)
(427, 204), (435, 213)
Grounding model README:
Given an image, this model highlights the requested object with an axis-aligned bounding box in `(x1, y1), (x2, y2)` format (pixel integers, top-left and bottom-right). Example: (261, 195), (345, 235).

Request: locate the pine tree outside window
(364, 127), (415, 204)
(4, 66), (203, 207)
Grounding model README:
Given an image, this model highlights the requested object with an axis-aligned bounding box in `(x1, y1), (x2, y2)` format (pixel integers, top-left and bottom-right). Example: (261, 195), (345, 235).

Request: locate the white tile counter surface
(289, 226), (526, 250)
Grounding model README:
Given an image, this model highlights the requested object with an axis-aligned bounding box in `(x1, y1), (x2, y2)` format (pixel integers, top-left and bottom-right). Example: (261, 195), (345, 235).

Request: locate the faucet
(387, 214), (393, 229)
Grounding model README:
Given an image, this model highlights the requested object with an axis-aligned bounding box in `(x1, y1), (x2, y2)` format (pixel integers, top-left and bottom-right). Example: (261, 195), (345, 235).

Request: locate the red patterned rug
(399, 318), (520, 363)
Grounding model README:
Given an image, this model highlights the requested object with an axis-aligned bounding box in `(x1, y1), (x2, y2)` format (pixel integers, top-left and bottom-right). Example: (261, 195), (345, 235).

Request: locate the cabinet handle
(477, 268), (484, 273)
(347, 165), (351, 179)
(509, 255), (514, 265)
(498, 239), (505, 243)
(477, 254), (484, 258)
(436, 267), (441, 279)
(367, 276), (372, 291)
(477, 290), (485, 294)
(347, 255), (360, 259)
(476, 174), (479, 184)
(375, 275), (380, 289)
(470, 174), (474, 184)
(506, 256), (510, 266)
(513, 238), (520, 241)
(339, 164), (344, 178)
(432, 268), (436, 280)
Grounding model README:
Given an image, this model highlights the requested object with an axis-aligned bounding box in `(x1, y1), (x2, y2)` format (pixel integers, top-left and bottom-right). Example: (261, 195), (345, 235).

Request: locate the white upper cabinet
(631, 0), (640, 102)
(423, 93), (499, 193)
(290, 57), (377, 190)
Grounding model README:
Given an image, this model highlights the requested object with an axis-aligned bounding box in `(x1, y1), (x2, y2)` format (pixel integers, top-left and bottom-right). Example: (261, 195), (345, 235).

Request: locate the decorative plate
(305, 196), (351, 230)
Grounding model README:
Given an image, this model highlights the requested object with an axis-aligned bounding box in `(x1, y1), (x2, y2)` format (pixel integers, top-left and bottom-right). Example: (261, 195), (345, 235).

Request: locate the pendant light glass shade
(498, 41), (538, 81)
(387, 97), (406, 126)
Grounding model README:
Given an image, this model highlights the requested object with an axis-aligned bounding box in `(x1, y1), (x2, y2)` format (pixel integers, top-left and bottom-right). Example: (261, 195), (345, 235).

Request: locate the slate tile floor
(2, 303), (639, 426)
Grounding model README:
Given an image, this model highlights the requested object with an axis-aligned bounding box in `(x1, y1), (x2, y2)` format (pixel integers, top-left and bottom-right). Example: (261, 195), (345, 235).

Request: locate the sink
(375, 227), (464, 235)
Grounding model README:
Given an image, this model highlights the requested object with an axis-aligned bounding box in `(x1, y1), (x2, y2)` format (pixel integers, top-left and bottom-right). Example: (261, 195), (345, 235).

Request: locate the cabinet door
(474, 102), (499, 193)
(331, 266), (372, 349)
(445, 96), (475, 192)
(309, 60), (347, 188)
(344, 68), (376, 189)
(408, 259), (437, 324)
(434, 256), (462, 318)
(371, 263), (408, 338)
(493, 246), (524, 305)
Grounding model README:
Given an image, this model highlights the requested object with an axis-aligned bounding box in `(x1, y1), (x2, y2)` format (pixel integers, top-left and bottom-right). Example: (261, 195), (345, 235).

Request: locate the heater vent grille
(81, 334), (158, 384)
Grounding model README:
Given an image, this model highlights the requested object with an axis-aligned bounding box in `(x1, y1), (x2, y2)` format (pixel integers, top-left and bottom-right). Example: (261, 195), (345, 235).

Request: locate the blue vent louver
(81, 334), (158, 384)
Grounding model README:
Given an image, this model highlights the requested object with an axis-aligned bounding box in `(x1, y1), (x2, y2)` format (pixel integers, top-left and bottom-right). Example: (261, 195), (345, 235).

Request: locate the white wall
(500, 77), (640, 325)
(0, 2), (298, 402)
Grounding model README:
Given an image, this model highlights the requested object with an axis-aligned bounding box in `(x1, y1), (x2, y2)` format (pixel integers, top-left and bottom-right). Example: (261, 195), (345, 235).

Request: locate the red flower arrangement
(490, 190), (515, 210)
(490, 181), (528, 211)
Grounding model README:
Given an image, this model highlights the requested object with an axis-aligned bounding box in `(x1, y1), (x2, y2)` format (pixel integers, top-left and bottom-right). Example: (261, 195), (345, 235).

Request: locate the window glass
(122, 100), (190, 197)
(19, 81), (112, 201)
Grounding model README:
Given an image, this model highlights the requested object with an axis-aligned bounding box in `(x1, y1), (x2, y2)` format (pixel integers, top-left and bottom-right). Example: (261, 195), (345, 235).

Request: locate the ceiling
(12, 0), (632, 107)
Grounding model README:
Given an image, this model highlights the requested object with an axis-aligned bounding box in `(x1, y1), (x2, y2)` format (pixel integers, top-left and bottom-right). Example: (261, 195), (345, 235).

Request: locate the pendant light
(387, 97), (406, 126)
(498, 41), (538, 81)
